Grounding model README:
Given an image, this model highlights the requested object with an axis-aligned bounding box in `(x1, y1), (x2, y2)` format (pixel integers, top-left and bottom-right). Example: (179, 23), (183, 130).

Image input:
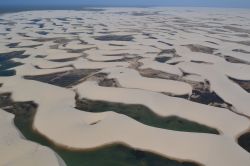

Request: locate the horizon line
(1, 5), (250, 9)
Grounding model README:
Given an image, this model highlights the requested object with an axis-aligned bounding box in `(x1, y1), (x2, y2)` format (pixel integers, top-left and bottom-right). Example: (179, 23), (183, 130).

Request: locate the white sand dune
(0, 110), (65, 166)
(1, 77), (250, 166)
(102, 67), (192, 95)
(0, 7), (250, 166)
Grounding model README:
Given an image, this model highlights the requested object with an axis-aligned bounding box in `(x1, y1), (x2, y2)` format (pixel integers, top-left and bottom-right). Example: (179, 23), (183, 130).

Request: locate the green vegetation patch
(0, 93), (201, 166)
(76, 98), (219, 134)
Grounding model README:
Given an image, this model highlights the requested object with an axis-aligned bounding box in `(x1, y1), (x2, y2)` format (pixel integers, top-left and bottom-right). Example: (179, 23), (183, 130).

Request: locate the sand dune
(0, 7), (250, 166)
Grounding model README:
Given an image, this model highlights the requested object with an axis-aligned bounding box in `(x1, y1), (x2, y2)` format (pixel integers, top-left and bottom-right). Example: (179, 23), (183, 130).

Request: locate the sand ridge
(0, 7), (250, 166)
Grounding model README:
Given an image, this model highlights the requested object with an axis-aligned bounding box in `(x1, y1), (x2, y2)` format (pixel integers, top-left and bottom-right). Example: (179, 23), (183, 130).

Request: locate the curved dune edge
(0, 93), (201, 166)
(0, 77), (250, 166)
(0, 110), (65, 166)
(75, 80), (249, 138)
(0, 8), (250, 166)
(75, 97), (220, 134)
(102, 67), (193, 95)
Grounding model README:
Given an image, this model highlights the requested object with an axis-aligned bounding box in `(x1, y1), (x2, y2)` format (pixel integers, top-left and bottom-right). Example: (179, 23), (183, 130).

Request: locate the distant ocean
(0, 6), (106, 14)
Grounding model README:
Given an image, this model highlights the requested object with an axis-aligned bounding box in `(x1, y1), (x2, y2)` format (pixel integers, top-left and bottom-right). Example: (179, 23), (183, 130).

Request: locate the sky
(1, 0), (250, 8)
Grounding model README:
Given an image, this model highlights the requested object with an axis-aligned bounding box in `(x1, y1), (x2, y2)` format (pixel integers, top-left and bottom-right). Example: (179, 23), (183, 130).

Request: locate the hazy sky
(1, 0), (250, 8)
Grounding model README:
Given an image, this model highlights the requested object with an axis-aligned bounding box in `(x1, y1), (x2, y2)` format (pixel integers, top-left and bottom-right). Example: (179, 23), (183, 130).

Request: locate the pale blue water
(1, 0), (250, 8)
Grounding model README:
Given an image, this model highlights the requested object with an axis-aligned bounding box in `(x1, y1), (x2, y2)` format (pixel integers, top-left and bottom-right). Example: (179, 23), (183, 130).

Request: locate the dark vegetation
(0, 92), (201, 166)
(24, 69), (99, 87)
(75, 96), (219, 134)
